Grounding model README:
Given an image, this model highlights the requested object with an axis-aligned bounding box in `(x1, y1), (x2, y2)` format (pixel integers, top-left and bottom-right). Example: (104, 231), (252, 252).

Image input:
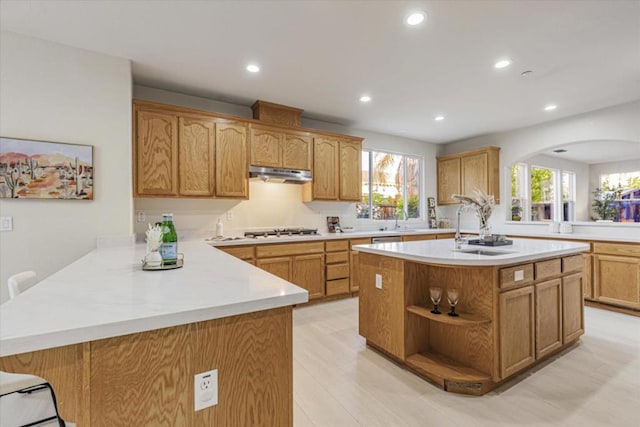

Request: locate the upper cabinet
(303, 137), (362, 201)
(250, 125), (312, 170)
(437, 146), (500, 205)
(134, 101), (248, 199)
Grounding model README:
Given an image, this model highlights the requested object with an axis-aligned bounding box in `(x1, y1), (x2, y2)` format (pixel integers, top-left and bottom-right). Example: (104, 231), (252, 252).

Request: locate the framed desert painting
(0, 137), (94, 200)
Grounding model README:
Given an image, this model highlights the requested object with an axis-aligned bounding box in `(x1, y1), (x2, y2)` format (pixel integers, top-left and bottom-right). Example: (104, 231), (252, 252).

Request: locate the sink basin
(455, 249), (515, 256)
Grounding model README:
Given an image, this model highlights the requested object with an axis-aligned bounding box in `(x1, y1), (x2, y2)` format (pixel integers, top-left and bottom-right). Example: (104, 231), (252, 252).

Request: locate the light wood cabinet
(499, 285), (535, 378)
(563, 273), (585, 343)
(256, 257), (292, 281)
(437, 146), (500, 205)
(292, 254), (325, 300)
(303, 136), (362, 202)
(215, 123), (248, 198)
(135, 109), (178, 196)
(402, 234), (437, 242)
(535, 279), (563, 359)
(178, 117), (215, 196)
(594, 254), (640, 309)
(250, 125), (312, 170)
(339, 140), (362, 201)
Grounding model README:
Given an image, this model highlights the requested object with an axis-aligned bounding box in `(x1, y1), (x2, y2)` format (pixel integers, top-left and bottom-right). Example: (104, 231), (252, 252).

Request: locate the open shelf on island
(406, 352), (491, 385)
(406, 305), (491, 325)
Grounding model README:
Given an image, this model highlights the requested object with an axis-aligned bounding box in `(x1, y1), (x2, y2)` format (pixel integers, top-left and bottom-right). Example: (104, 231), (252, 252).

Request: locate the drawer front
(563, 255), (584, 273)
(219, 245), (255, 260)
(326, 263), (350, 280)
(500, 264), (534, 289)
(256, 241), (324, 258)
(436, 233), (456, 239)
(326, 240), (349, 252)
(326, 251), (349, 264)
(593, 242), (640, 257)
(349, 238), (371, 248)
(535, 259), (561, 280)
(402, 234), (436, 242)
(326, 278), (350, 296)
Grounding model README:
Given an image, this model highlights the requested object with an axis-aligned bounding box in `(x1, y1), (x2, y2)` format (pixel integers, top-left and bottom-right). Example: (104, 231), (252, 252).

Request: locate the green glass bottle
(160, 213), (178, 264)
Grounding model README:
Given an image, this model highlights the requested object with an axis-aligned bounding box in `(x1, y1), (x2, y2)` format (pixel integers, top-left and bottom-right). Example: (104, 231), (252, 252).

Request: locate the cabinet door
(215, 123), (248, 198)
(283, 133), (312, 170)
(136, 110), (178, 196)
(256, 257), (292, 282)
(535, 279), (562, 359)
(437, 157), (460, 205)
(339, 140), (362, 201)
(312, 137), (339, 200)
(594, 254), (640, 309)
(349, 251), (359, 292)
(499, 286), (535, 378)
(250, 126), (282, 167)
(461, 152), (488, 196)
(583, 254), (593, 299)
(178, 117), (215, 196)
(292, 254), (325, 300)
(563, 273), (585, 343)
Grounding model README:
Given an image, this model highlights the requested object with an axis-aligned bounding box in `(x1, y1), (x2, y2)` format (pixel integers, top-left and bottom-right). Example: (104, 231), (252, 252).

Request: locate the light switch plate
(194, 369), (218, 411)
(375, 274), (382, 289)
(136, 211), (146, 223)
(0, 216), (13, 231)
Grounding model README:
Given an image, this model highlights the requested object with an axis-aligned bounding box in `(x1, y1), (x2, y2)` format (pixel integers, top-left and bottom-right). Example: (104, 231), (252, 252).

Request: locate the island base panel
(0, 306), (293, 427)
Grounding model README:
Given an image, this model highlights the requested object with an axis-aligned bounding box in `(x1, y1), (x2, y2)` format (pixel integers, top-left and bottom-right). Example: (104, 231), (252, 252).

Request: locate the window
(357, 150), (422, 220)
(597, 171), (640, 222)
(510, 163), (575, 222)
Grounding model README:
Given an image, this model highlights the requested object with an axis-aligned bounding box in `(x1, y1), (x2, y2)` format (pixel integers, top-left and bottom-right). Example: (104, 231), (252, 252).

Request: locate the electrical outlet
(194, 369), (218, 411)
(375, 274), (382, 289)
(226, 211), (233, 221)
(0, 216), (13, 232)
(136, 211), (146, 223)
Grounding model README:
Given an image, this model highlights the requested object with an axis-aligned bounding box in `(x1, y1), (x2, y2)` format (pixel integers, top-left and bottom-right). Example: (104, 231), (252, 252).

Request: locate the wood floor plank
(293, 298), (640, 427)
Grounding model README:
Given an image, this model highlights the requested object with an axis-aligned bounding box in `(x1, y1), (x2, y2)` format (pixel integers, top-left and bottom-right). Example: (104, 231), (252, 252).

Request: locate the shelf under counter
(405, 352), (492, 394)
(406, 305), (491, 326)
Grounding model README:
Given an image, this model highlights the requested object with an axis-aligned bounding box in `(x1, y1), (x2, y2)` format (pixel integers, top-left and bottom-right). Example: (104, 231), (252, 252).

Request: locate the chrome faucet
(395, 208), (409, 230)
(454, 205), (472, 249)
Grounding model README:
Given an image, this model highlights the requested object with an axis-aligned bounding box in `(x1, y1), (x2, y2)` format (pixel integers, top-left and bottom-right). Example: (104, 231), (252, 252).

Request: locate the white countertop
(495, 230), (640, 243)
(353, 238), (590, 266)
(0, 241), (308, 357)
(206, 228), (456, 247)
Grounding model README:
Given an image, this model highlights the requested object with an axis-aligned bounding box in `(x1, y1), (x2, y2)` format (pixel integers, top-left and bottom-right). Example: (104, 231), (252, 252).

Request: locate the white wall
(133, 86), (440, 238)
(437, 101), (640, 237)
(589, 159), (640, 193)
(0, 32), (133, 303)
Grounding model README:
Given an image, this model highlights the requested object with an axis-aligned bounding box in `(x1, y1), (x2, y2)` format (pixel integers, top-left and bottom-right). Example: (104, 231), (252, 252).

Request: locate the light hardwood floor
(293, 297), (640, 427)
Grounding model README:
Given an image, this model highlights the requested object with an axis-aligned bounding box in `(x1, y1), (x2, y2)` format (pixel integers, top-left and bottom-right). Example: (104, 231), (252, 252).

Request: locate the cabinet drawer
(326, 263), (350, 280)
(256, 241), (324, 258)
(535, 259), (561, 280)
(402, 234), (436, 242)
(349, 238), (371, 248)
(500, 264), (534, 289)
(326, 278), (350, 296)
(562, 255), (584, 273)
(219, 245), (254, 260)
(325, 240), (349, 252)
(593, 242), (640, 257)
(326, 251), (349, 264)
(436, 233), (455, 239)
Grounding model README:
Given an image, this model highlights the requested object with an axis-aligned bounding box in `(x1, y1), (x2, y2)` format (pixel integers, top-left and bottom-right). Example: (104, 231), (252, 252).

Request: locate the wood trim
(585, 299), (640, 316)
(436, 146), (501, 161)
(256, 242), (324, 258)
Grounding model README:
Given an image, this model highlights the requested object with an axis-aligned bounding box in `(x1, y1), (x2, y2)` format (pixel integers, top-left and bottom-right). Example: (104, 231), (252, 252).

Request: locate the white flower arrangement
(145, 223), (163, 253)
(452, 190), (495, 229)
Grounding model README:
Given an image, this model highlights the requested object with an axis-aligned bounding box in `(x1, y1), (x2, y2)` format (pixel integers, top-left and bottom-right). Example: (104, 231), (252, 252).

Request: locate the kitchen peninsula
(0, 241), (307, 426)
(355, 238), (589, 395)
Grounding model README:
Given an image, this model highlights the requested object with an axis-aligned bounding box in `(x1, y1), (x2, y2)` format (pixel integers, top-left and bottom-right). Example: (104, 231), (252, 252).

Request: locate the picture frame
(0, 137), (94, 200)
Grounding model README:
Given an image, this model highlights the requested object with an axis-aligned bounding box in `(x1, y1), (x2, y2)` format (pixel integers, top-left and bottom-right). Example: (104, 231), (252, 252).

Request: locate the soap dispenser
(216, 218), (224, 237)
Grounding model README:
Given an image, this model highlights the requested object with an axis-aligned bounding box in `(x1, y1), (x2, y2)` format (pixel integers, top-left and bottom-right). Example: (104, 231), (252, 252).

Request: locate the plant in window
(511, 200), (522, 221)
(591, 187), (620, 221)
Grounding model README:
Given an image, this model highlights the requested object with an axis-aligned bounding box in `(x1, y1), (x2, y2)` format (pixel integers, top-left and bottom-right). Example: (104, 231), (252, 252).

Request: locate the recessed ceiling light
(494, 59), (511, 69)
(359, 95), (372, 103)
(406, 11), (426, 26)
(246, 64), (260, 73)
(544, 104), (557, 111)
(434, 115), (445, 121)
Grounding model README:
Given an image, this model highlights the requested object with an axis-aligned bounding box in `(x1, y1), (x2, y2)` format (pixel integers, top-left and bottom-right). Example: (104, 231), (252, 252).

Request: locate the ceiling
(541, 140), (640, 164)
(1, 0), (639, 143)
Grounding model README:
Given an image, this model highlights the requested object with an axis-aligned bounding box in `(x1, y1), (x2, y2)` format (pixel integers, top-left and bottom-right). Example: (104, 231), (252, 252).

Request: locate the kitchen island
(0, 241), (308, 426)
(355, 238), (589, 395)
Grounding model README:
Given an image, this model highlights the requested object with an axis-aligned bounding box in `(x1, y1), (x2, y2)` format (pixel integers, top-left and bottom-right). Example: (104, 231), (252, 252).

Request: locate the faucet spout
(454, 205), (470, 249)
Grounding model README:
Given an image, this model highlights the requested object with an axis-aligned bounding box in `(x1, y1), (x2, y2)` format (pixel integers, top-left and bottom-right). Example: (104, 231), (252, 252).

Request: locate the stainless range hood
(249, 166), (312, 184)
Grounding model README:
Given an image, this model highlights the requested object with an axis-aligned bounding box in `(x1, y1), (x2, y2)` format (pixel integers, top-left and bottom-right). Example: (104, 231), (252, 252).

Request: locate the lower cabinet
(535, 279), (563, 359)
(594, 254), (640, 309)
(563, 273), (585, 342)
(499, 286), (535, 378)
(256, 257), (292, 281)
(292, 254), (325, 300)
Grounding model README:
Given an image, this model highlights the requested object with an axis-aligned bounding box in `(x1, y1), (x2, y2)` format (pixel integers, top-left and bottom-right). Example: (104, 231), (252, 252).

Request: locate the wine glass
(429, 287), (442, 315)
(447, 288), (460, 317)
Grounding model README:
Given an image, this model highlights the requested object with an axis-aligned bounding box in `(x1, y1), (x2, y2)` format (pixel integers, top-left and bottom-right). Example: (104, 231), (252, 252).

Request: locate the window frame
(358, 148), (424, 222)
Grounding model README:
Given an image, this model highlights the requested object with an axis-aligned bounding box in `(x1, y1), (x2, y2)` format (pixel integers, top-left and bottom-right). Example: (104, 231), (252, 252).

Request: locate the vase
(479, 223), (492, 240)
